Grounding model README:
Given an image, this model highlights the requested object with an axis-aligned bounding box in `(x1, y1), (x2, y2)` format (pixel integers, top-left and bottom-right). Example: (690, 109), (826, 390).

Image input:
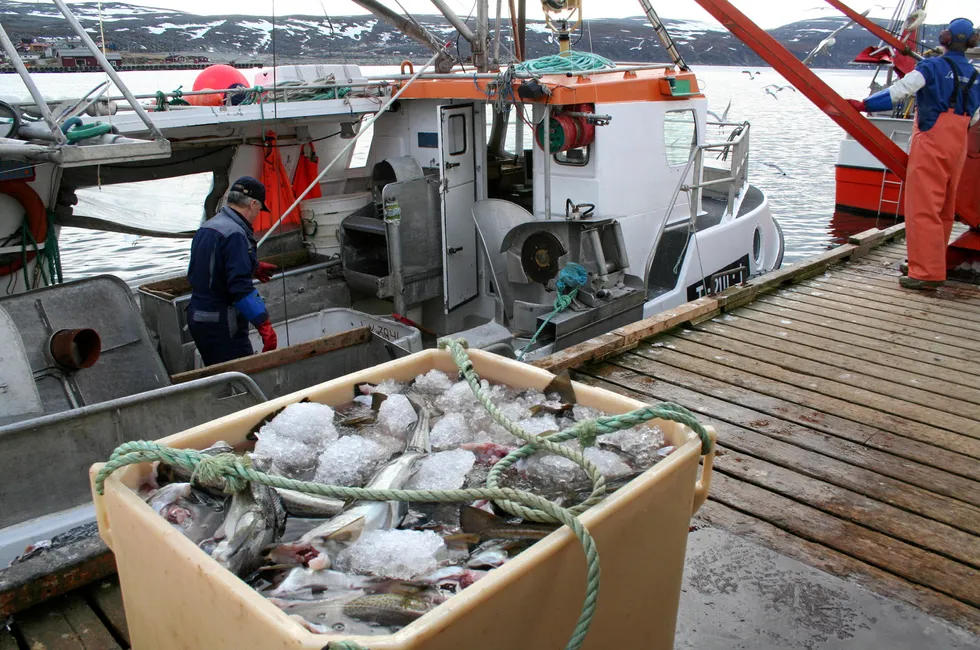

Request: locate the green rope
(516, 263), (589, 362)
(515, 52), (615, 75)
(94, 338), (710, 650)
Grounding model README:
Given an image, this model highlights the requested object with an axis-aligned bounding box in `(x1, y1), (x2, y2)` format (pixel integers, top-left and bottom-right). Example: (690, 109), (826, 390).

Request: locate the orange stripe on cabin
(395, 67), (704, 104)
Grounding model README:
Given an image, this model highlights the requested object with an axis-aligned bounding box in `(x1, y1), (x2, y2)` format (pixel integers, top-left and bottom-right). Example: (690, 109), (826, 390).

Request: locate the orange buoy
(254, 131), (300, 233)
(186, 88), (223, 107)
(192, 65), (248, 106)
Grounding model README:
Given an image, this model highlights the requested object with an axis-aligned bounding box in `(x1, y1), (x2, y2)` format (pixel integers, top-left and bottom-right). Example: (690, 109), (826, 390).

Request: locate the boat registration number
(686, 255), (750, 301)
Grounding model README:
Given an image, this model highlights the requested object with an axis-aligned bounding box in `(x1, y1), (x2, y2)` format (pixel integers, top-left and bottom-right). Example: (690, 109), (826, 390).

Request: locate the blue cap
(230, 176), (270, 212)
(949, 18), (975, 41)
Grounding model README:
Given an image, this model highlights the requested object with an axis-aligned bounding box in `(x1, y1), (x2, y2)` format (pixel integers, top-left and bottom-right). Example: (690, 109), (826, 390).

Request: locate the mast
(636, 0), (689, 70)
(350, 0), (455, 72)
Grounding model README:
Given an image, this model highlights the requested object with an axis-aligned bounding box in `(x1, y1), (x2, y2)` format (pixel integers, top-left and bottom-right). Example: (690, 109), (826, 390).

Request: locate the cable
(270, 0), (290, 349)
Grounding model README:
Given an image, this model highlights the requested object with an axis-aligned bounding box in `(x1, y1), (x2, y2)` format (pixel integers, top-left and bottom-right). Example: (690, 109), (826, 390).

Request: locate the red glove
(847, 99), (867, 113)
(256, 320), (277, 353)
(255, 262), (277, 283)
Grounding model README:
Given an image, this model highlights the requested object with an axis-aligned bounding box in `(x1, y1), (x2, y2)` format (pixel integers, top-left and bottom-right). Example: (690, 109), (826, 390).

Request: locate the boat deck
(541, 224), (980, 634)
(2, 225), (978, 646)
(1, 578), (128, 649)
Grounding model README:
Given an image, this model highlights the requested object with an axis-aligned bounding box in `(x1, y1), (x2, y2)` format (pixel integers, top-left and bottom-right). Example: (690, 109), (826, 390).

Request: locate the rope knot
(190, 452), (251, 494)
(577, 420), (599, 449)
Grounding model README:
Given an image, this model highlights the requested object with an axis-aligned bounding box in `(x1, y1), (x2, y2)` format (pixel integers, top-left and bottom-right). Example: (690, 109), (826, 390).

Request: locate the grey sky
(68, 0), (978, 29)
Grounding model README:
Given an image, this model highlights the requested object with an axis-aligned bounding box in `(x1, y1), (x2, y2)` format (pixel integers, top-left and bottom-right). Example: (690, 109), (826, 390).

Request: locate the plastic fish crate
(91, 349), (715, 650)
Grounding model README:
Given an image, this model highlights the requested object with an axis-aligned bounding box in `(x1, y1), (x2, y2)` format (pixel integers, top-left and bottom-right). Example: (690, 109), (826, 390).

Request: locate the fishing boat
(831, 0), (980, 219)
(0, 0), (784, 613)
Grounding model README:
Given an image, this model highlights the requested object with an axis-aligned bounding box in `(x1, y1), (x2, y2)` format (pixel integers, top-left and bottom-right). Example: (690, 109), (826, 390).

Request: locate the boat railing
(689, 120), (751, 217)
(0, 0), (171, 166)
(642, 120), (751, 291)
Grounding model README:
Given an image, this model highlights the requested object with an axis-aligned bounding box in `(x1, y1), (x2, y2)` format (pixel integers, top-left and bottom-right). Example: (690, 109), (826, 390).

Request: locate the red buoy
(192, 65), (248, 106)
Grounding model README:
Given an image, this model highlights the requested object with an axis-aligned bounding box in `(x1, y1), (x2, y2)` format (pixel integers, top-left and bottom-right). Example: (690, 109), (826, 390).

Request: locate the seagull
(765, 87), (779, 100)
(802, 10), (870, 66)
(706, 98), (732, 123)
(742, 70), (759, 80)
(764, 84), (796, 93)
(630, 39), (645, 52)
(761, 162), (787, 175)
(903, 9), (926, 31)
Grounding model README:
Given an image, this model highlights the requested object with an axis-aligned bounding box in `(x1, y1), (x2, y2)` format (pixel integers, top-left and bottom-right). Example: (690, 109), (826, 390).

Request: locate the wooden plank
(580, 367), (980, 527)
(694, 319), (980, 406)
(831, 267), (980, 305)
(780, 284), (980, 335)
(0, 535), (115, 618)
(800, 274), (980, 323)
(697, 500), (980, 635)
(673, 327), (980, 421)
(58, 594), (121, 650)
(754, 296), (980, 367)
(621, 348), (980, 458)
(713, 449), (980, 567)
(649, 336), (980, 439)
(16, 600), (85, 649)
(706, 473), (980, 607)
(770, 290), (980, 343)
(598, 353), (980, 481)
(740, 302), (980, 380)
(714, 244), (858, 308)
(85, 580), (128, 647)
(610, 296), (719, 346)
(170, 326), (372, 384)
(532, 333), (627, 373)
(824, 270), (980, 313)
(533, 297), (720, 371)
(847, 223), (906, 247)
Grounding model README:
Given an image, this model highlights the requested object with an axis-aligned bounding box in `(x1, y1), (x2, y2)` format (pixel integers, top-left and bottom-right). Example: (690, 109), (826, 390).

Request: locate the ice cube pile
(140, 369), (677, 636)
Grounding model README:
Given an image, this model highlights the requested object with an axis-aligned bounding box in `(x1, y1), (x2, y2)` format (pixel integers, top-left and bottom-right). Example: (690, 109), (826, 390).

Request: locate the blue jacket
(865, 52), (980, 132)
(187, 206), (268, 326)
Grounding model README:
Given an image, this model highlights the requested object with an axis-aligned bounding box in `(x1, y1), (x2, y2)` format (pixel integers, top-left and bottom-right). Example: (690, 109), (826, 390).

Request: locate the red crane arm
(821, 0), (913, 55)
(692, 0), (909, 180)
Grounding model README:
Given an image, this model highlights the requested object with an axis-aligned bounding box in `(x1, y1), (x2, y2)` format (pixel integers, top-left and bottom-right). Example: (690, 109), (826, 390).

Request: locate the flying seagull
(765, 87), (779, 100)
(761, 162), (787, 175)
(764, 84), (796, 93)
(742, 70), (759, 80)
(803, 10), (870, 66)
(706, 98), (732, 123)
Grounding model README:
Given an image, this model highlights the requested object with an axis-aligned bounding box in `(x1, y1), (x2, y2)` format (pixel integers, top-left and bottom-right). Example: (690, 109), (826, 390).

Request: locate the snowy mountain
(0, 1), (944, 67)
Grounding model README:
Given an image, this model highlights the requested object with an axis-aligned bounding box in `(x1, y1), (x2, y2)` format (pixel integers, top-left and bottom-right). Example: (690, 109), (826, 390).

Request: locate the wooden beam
(171, 326), (372, 384)
(141, 248), (312, 297)
(0, 536), (115, 618)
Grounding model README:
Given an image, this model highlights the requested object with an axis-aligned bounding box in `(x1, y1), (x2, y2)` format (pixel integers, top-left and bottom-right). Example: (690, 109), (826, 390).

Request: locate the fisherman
(186, 176), (278, 365)
(848, 18), (980, 290)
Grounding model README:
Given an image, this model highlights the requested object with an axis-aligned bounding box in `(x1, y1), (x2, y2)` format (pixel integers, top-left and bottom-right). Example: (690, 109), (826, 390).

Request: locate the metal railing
(642, 120), (751, 290)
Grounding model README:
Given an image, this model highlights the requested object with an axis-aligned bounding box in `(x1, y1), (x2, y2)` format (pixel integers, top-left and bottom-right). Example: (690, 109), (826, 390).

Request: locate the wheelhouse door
(438, 103), (477, 311)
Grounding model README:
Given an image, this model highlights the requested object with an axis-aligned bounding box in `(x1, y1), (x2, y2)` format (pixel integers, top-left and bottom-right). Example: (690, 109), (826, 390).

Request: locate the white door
(438, 103), (477, 311)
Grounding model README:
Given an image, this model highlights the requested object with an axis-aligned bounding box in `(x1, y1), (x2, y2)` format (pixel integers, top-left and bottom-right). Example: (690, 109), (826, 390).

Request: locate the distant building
(56, 47), (122, 68)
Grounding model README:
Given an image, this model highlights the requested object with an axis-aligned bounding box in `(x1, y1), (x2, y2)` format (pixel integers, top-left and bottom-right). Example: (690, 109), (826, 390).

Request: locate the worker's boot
(899, 276), (943, 290)
(899, 260), (908, 276)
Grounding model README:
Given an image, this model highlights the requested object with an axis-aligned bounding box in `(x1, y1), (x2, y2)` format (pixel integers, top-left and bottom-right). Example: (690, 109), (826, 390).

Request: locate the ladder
(876, 168), (904, 222)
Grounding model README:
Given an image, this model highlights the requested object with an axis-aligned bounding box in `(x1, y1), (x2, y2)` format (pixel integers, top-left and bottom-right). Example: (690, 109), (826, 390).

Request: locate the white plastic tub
(301, 192), (372, 256)
(92, 349), (715, 650)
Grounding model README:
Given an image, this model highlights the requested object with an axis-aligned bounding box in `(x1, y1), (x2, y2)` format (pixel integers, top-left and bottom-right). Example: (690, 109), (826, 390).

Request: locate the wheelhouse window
(554, 145), (590, 166)
(664, 109), (697, 167)
(448, 114), (466, 155)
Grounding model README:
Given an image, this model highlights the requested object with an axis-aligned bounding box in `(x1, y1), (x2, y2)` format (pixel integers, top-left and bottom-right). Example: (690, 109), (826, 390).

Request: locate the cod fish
(543, 370), (577, 405)
(211, 481), (286, 577)
(342, 593), (439, 628)
(460, 505), (558, 542)
(270, 400), (432, 570)
(145, 483), (229, 545)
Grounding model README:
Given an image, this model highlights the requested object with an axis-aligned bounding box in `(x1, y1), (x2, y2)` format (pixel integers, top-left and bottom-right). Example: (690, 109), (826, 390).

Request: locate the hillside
(0, 1), (943, 67)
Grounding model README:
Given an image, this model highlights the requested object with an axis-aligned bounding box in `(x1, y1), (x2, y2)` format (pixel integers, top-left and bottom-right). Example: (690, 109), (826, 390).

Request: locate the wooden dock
(540, 224), (980, 634)
(2, 224), (978, 646)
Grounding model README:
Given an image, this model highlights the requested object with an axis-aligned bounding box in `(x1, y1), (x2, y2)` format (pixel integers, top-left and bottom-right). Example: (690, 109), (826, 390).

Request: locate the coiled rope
(95, 338), (710, 650)
(515, 52), (615, 75)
